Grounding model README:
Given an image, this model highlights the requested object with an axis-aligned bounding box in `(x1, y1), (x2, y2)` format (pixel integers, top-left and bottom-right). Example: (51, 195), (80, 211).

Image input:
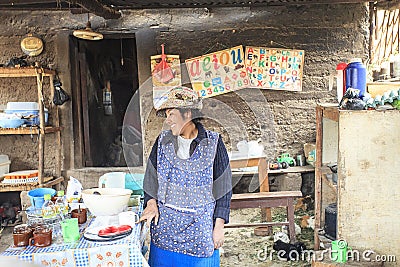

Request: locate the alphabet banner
(185, 45), (249, 98)
(151, 54), (181, 108)
(245, 47), (304, 91)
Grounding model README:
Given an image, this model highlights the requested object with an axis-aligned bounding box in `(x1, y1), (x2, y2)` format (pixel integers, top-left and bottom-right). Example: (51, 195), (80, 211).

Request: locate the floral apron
(151, 130), (219, 258)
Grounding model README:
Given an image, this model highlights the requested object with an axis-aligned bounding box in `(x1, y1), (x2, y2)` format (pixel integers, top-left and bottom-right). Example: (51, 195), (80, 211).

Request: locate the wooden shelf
(268, 165), (315, 174)
(0, 176), (64, 192)
(0, 67), (55, 77)
(0, 126), (61, 135)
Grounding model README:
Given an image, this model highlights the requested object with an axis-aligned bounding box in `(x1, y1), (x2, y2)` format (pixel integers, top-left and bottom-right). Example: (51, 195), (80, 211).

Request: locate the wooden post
(314, 105), (323, 250)
(36, 69), (45, 185)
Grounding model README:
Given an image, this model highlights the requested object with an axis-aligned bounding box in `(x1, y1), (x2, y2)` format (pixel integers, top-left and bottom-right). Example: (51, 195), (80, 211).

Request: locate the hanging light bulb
(73, 13), (103, 41)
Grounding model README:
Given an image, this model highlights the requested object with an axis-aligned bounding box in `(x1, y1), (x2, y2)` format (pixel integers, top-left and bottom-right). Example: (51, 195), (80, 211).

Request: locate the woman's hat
(156, 86), (203, 117)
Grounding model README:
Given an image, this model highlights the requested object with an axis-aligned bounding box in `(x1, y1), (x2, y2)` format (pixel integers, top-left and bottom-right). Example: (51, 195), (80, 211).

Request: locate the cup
(71, 208), (87, 224)
(61, 218), (80, 243)
(29, 227), (52, 247)
(118, 211), (139, 227)
(13, 224), (33, 247)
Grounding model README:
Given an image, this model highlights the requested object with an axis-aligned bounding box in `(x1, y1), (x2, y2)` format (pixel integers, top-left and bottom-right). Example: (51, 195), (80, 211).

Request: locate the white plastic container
(0, 155), (11, 177)
(98, 172), (126, 189)
(6, 102), (38, 110)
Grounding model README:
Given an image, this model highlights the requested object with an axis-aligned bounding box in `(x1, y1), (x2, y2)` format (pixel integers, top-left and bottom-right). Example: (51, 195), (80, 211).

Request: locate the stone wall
(0, 4), (369, 181)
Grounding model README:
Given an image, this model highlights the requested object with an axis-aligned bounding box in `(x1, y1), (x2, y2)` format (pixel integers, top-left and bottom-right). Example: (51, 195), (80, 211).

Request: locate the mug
(13, 224), (33, 247)
(71, 208), (87, 224)
(118, 211), (139, 227)
(29, 228), (52, 247)
(61, 218), (80, 243)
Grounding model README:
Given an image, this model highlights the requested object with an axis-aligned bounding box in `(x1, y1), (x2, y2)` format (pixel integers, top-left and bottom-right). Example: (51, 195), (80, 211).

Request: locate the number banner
(185, 45), (249, 98)
(151, 54), (181, 108)
(245, 46), (304, 91)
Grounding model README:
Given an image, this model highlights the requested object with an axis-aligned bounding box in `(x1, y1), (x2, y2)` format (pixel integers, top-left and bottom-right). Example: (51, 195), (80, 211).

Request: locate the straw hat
(156, 86), (203, 117)
(20, 35), (43, 56)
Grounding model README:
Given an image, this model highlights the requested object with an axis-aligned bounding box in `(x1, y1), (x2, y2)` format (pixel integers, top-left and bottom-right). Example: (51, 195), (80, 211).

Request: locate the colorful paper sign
(151, 54), (181, 108)
(185, 45), (249, 98)
(245, 47), (304, 91)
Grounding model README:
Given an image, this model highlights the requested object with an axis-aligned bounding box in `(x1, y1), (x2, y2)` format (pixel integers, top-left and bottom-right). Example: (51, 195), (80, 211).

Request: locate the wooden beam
(66, 0), (121, 19)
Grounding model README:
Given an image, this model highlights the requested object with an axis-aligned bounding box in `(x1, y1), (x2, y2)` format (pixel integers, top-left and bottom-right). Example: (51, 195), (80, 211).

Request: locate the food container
(81, 188), (132, 216)
(5, 102), (48, 126)
(0, 118), (25, 128)
(27, 187), (57, 209)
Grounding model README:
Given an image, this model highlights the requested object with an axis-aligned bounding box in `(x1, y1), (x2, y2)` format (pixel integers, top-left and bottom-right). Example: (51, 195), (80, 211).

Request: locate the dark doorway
(70, 36), (143, 168)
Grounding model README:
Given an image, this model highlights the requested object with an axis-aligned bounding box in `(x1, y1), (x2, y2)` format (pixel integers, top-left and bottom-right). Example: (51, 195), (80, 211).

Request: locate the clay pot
(71, 208), (87, 224)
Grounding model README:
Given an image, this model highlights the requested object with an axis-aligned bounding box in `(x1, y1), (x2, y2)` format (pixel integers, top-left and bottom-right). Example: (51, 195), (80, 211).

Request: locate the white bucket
(98, 172), (126, 189)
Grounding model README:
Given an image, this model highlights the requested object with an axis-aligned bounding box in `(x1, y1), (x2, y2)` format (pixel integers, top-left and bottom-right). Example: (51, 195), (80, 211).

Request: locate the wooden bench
(226, 191), (302, 243)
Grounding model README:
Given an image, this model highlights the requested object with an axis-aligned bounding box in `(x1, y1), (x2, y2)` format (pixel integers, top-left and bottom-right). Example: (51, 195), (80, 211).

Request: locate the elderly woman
(139, 86), (232, 267)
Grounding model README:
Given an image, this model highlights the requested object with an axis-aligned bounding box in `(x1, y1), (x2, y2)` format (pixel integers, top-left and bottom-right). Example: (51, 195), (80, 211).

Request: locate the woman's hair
(177, 108), (203, 124)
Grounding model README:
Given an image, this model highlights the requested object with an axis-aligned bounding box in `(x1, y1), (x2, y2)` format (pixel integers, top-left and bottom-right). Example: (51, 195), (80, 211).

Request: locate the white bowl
(81, 188), (132, 216)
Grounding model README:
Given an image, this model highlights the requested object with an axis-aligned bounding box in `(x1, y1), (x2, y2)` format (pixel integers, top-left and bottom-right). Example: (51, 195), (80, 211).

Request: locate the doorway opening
(70, 35), (143, 168)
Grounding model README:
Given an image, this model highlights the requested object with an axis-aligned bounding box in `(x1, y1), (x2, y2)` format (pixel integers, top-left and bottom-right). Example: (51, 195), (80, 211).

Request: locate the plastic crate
(3, 170), (38, 179)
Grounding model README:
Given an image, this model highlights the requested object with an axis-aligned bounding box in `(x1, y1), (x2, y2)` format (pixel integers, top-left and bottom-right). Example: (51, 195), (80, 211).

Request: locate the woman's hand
(213, 218), (225, 249)
(138, 199), (159, 227)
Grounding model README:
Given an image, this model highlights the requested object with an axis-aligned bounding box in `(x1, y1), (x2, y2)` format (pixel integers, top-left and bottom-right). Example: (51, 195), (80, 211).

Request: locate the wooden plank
(230, 197), (291, 209)
(0, 67), (55, 77)
(314, 105), (324, 250)
(322, 106), (339, 122)
(232, 191), (302, 200)
(225, 222), (289, 228)
(0, 176), (63, 192)
(268, 165), (314, 174)
(229, 157), (262, 169)
(37, 72), (45, 185)
(367, 82), (400, 97)
(0, 126), (61, 135)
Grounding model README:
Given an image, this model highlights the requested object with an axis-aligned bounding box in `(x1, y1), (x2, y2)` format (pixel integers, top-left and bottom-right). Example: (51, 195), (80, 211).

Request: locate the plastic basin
(81, 188), (132, 216)
(27, 188), (57, 209)
(0, 118), (25, 128)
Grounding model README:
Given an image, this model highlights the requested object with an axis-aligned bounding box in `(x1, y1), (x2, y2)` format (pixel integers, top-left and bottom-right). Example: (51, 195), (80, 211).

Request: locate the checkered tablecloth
(1, 207), (149, 267)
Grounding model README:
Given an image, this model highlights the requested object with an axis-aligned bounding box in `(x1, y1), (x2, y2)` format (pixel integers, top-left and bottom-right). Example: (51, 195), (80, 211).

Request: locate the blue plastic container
(27, 188), (57, 209)
(345, 58), (367, 97)
(125, 173), (144, 196)
(4, 109), (48, 126)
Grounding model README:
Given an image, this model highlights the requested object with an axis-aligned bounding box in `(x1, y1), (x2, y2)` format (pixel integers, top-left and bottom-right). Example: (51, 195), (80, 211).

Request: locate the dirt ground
(0, 206), (315, 267)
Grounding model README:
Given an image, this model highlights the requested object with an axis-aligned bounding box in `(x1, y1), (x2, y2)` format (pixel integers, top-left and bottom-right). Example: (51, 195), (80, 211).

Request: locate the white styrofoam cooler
(0, 154), (11, 177)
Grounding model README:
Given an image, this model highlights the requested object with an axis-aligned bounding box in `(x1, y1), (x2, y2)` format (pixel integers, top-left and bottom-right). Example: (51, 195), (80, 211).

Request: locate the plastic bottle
(55, 190), (68, 216)
(345, 58), (367, 97)
(336, 62), (347, 102)
(41, 194), (56, 219)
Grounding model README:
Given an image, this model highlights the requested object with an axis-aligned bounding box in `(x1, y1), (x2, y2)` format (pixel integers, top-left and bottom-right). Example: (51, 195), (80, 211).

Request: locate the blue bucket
(27, 188), (57, 209)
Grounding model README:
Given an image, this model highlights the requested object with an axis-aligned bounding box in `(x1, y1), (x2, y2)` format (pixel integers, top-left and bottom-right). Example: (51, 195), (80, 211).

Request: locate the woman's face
(165, 108), (191, 136)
